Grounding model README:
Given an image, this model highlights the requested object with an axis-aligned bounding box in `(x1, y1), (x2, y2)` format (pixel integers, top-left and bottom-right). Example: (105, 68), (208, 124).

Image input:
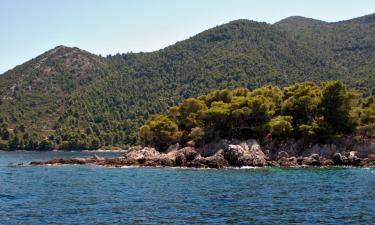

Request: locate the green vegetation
(140, 81), (375, 150)
(0, 14), (375, 150)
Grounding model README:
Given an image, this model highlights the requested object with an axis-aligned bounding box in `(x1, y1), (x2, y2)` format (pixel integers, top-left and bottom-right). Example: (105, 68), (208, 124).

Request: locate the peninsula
(30, 81), (375, 168)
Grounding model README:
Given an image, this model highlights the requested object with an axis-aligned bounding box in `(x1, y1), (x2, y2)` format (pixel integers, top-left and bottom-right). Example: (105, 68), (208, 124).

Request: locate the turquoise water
(1, 151), (375, 224)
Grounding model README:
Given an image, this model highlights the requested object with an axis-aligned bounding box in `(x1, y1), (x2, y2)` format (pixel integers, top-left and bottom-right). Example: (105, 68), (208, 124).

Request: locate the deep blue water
(1, 151), (375, 225)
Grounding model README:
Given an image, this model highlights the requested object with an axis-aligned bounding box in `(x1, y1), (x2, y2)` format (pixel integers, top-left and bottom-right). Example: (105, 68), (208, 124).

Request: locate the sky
(1, 0), (375, 74)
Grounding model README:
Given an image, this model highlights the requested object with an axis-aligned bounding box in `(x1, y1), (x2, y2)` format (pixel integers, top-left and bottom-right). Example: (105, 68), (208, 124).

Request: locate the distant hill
(0, 13), (374, 149)
(0, 46), (110, 133)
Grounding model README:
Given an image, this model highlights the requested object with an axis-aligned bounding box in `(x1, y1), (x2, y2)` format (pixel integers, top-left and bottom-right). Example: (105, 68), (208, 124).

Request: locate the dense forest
(140, 81), (375, 151)
(0, 13), (374, 150)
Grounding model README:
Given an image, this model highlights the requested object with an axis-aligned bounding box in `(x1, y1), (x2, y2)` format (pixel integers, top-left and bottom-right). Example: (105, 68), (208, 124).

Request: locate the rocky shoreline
(30, 137), (375, 168)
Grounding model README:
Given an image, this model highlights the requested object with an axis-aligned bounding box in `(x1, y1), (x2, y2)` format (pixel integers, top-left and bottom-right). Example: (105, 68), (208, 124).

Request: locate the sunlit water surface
(1, 151), (374, 224)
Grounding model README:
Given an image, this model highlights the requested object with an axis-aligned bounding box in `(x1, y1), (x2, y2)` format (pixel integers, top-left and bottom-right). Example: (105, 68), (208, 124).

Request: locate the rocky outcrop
(29, 137), (375, 168)
(30, 155), (106, 165)
(301, 154), (321, 166)
(223, 140), (268, 167)
(189, 151), (229, 168)
(277, 156), (299, 167)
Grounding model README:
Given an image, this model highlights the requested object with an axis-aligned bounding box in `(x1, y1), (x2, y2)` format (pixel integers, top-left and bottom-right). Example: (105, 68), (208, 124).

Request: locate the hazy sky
(1, 0), (375, 73)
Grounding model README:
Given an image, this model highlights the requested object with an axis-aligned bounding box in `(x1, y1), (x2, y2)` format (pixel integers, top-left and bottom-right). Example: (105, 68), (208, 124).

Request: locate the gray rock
(278, 156), (299, 167)
(333, 153), (344, 165)
(277, 151), (289, 160)
(190, 151), (229, 168)
(166, 143), (180, 153)
(301, 154), (321, 166)
(223, 139), (267, 167)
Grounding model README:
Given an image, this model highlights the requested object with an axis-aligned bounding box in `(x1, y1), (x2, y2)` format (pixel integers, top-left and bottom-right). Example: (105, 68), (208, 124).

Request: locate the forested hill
(0, 13), (374, 150)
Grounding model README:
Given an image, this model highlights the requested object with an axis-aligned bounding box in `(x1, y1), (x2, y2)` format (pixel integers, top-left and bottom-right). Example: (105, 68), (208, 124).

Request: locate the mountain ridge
(0, 13), (374, 149)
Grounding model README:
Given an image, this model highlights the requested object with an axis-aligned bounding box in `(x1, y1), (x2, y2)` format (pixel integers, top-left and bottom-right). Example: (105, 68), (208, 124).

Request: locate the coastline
(0, 149), (127, 153)
(29, 137), (375, 169)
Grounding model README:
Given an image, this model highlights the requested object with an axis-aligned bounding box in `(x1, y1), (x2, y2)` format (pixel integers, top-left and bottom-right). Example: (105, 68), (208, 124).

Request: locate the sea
(0, 150), (374, 224)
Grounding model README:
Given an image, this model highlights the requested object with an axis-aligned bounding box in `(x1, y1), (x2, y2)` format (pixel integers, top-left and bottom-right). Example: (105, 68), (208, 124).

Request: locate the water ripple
(0, 151), (375, 224)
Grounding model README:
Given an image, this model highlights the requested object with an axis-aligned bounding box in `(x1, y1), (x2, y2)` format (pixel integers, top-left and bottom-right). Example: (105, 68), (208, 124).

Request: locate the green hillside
(0, 13), (374, 150)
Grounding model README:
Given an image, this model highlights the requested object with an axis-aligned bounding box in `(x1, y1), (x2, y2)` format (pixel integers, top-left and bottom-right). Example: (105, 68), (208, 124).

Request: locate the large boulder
(347, 151), (361, 166)
(167, 147), (200, 166)
(321, 159), (334, 166)
(123, 147), (172, 166)
(189, 151), (229, 168)
(361, 154), (375, 167)
(223, 139), (267, 167)
(277, 151), (289, 160)
(332, 151), (361, 166)
(301, 154), (321, 166)
(332, 153), (344, 165)
(125, 147), (161, 164)
(277, 156), (299, 167)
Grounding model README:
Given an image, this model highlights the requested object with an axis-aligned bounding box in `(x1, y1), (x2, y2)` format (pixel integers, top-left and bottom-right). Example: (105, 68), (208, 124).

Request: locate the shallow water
(1, 151), (375, 224)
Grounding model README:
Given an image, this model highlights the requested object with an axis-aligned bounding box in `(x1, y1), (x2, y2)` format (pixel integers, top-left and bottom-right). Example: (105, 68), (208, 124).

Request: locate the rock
(28, 137), (375, 168)
(224, 144), (243, 165)
(267, 161), (280, 167)
(158, 155), (176, 167)
(332, 151), (362, 166)
(278, 157), (299, 167)
(166, 143), (180, 153)
(311, 153), (320, 161)
(175, 153), (187, 166)
(123, 147), (174, 166)
(123, 146), (200, 167)
(97, 157), (138, 167)
(241, 152), (268, 167)
(332, 153), (344, 165)
(30, 158), (68, 165)
(360, 154), (375, 167)
(179, 147), (200, 161)
(168, 147), (200, 166)
(297, 157), (304, 165)
(301, 154), (321, 166)
(125, 147), (161, 164)
(71, 157), (90, 164)
(347, 151), (361, 166)
(93, 154), (105, 161)
(190, 151), (229, 168)
(321, 159), (334, 166)
(223, 139), (267, 167)
(277, 151), (289, 160)
(125, 145), (142, 154)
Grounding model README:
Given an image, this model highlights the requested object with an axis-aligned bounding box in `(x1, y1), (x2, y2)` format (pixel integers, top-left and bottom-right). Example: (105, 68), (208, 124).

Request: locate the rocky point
(30, 137), (375, 168)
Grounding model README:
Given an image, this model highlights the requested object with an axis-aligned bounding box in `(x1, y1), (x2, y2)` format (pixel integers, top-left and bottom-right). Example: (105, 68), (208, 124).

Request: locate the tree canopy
(140, 81), (374, 150)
